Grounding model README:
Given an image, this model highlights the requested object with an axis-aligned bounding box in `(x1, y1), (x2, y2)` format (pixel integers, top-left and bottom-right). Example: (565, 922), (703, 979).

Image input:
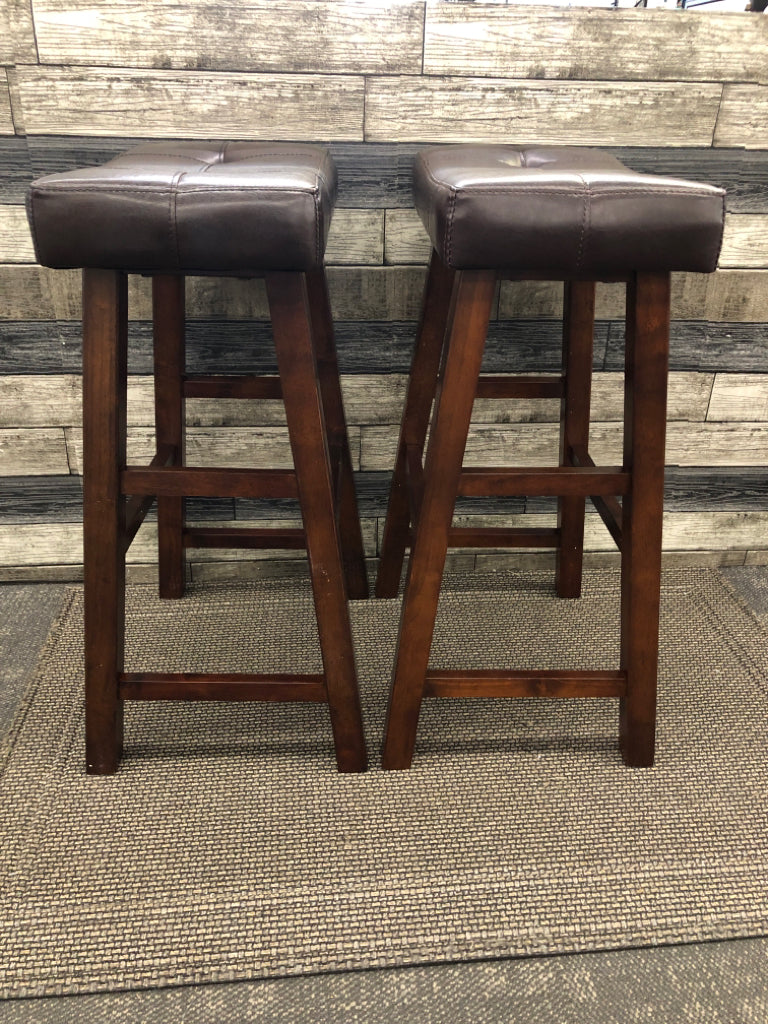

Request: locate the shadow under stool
(375, 144), (725, 771)
(28, 142), (368, 774)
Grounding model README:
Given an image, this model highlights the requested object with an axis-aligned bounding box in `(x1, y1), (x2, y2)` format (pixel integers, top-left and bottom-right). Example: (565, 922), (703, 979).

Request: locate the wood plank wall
(1, 0), (767, 581)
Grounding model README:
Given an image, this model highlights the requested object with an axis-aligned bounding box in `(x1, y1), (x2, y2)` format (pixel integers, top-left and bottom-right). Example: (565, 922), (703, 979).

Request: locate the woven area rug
(2, 569), (768, 998)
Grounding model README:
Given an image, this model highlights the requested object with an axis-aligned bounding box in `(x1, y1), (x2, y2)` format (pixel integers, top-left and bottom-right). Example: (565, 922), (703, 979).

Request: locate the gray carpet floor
(1, 570), (767, 1023)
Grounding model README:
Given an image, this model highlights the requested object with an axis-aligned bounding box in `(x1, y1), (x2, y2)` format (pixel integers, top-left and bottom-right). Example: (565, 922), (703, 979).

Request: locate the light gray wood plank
(65, 425), (363, 476)
(745, 550), (768, 566)
(33, 0), (424, 74)
(385, 209), (431, 265)
(6, 0), (38, 63)
(715, 85), (768, 150)
(471, 372), (713, 426)
(0, 523), (83, 566)
(326, 210), (384, 267)
(707, 374), (768, 423)
(0, 375), (81, 427)
(423, 4), (768, 85)
(447, 509), (768, 554)
(500, 272), (768, 323)
(0, 206), (35, 263)
(16, 66), (365, 139)
(0, 72), (15, 135)
(361, 420), (768, 471)
(0, 428), (70, 475)
(719, 215), (768, 269)
(365, 76), (722, 147)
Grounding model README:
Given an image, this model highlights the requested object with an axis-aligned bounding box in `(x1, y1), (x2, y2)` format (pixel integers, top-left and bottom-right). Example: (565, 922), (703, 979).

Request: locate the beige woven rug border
(1, 569), (768, 999)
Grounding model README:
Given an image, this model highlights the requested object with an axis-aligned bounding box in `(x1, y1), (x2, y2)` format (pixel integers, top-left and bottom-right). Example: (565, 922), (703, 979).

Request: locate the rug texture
(1, 569), (767, 998)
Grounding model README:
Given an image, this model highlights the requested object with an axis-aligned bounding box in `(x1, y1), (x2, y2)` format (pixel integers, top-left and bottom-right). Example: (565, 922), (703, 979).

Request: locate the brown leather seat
(28, 142), (335, 273)
(414, 145), (725, 275)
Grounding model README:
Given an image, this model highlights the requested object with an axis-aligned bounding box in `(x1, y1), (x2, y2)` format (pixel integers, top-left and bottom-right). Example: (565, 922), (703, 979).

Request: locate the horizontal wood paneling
(0, 72), (15, 134)
(6, 0), (38, 64)
(32, 0), (424, 74)
(360, 421), (768, 472)
(385, 209), (430, 265)
(365, 76), (722, 147)
(715, 85), (768, 151)
(0, 427), (69, 475)
(327, 210), (384, 266)
(0, 206), (35, 262)
(719, 215), (768, 269)
(423, 5), (768, 85)
(708, 374), (768, 423)
(16, 66), (365, 139)
(5, 266), (767, 327)
(500, 271), (768, 324)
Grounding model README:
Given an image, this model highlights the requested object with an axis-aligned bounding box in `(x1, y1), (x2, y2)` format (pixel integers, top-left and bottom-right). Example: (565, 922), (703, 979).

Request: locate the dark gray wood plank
(0, 137), (32, 203)
(604, 321), (768, 374)
(8, 319), (768, 376)
(528, 468), (768, 515)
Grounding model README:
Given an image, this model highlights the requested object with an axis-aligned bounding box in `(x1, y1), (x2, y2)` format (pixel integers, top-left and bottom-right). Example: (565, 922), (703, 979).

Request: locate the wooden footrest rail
(424, 669), (627, 699)
(119, 672), (327, 702)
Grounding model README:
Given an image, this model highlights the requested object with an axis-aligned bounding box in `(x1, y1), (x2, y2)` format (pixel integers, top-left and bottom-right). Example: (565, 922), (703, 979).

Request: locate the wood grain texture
(500, 272), (768, 323)
(719, 216), (768, 269)
(708, 374), (768, 423)
(423, 4), (768, 85)
(0, 206), (35, 262)
(360, 420), (768, 472)
(0, 427), (70, 475)
(326, 210), (384, 266)
(64, 424), (363, 477)
(0, 72), (15, 135)
(365, 76), (722, 147)
(33, 0), (424, 74)
(6, 0), (38, 63)
(385, 209), (431, 265)
(16, 66), (365, 139)
(715, 85), (768, 150)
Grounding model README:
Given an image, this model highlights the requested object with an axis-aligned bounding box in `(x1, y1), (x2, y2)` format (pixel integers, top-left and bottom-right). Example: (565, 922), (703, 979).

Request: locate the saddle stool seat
(28, 142), (369, 774)
(376, 144), (725, 770)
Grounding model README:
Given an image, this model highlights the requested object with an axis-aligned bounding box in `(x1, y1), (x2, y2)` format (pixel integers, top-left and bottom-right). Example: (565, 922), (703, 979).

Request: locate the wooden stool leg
(82, 269), (128, 774)
(381, 269), (496, 770)
(305, 268), (369, 600)
(556, 280), (596, 598)
(267, 272), (367, 773)
(620, 271), (671, 767)
(153, 275), (186, 599)
(375, 252), (457, 598)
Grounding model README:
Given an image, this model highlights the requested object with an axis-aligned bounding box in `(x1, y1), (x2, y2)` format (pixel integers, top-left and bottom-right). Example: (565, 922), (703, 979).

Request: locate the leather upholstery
(27, 142), (337, 273)
(414, 145), (725, 275)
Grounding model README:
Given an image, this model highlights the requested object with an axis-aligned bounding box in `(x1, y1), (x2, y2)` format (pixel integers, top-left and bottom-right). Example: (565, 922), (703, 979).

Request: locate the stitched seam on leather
(446, 186), (457, 266)
(575, 174), (590, 272)
(169, 171), (184, 269)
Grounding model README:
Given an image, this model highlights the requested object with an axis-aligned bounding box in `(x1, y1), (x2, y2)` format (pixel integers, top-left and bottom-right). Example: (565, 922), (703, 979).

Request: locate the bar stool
(28, 142), (368, 774)
(376, 144), (725, 770)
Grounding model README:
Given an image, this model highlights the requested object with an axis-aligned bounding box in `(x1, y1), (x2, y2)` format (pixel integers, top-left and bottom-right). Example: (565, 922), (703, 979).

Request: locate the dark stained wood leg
(375, 251), (457, 598)
(153, 275), (186, 599)
(266, 272), (367, 773)
(305, 268), (368, 600)
(620, 271), (671, 767)
(82, 269), (128, 775)
(556, 280), (596, 598)
(381, 268), (497, 770)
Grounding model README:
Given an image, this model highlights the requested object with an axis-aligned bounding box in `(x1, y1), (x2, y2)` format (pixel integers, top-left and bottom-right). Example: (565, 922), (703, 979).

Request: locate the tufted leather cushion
(414, 145), (725, 275)
(27, 142), (337, 273)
